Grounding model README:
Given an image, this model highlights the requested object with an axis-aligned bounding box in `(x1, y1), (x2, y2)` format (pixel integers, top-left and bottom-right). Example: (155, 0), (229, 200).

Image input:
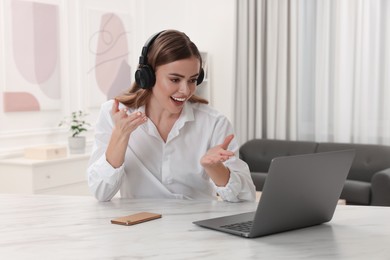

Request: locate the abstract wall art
(85, 9), (132, 108)
(2, 0), (61, 112)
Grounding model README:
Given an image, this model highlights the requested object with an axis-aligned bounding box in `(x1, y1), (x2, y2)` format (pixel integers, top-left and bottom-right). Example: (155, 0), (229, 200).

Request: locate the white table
(0, 194), (389, 259)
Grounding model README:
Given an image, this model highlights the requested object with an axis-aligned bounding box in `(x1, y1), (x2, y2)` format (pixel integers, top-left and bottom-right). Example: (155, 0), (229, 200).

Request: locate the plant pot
(68, 136), (86, 154)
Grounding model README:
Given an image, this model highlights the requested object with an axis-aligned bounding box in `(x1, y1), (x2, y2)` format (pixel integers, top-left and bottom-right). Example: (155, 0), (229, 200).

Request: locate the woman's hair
(116, 30), (208, 108)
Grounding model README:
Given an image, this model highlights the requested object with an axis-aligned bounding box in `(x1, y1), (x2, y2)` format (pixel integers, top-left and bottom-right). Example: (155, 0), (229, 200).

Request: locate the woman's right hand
(106, 99), (147, 168)
(111, 99), (147, 137)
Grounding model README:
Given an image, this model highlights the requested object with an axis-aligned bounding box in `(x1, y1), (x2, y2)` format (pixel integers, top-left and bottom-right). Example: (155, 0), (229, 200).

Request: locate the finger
(130, 111), (142, 118)
(124, 112), (147, 126)
(112, 99), (120, 113)
(131, 114), (148, 126)
(202, 155), (223, 165)
(220, 134), (234, 150)
(128, 111), (147, 120)
(220, 151), (234, 160)
(220, 156), (230, 162)
(219, 150), (234, 157)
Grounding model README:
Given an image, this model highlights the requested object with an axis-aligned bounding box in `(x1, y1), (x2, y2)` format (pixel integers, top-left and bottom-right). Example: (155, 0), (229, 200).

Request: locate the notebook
(193, 150), (355, 238)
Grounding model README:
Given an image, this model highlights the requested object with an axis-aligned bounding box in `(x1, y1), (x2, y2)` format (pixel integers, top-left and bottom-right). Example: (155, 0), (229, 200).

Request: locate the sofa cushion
(316, 143), (390, 183)
(253, 173), (371, 204)
(341, 180), (371, 205)
(250, 172), (267, 191)
(240, 139), (318, 173)
(371, 169), (390, 206)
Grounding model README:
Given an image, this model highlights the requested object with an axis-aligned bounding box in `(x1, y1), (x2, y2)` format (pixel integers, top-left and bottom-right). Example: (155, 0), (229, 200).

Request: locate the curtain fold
(234, 0), (263, 143)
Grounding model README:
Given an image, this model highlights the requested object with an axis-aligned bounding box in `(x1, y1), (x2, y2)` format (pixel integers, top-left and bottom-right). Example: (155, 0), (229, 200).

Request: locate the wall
(0, 0), (236, 158)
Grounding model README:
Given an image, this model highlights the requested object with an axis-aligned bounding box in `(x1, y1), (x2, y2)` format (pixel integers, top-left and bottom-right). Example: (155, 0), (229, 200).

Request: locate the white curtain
(235, 0), (390, 145)
(234, 0), (298, 144)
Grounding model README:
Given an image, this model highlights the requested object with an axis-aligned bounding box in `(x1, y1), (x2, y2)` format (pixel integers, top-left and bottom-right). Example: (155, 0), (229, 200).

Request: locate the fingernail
(137, 112), (141, 116)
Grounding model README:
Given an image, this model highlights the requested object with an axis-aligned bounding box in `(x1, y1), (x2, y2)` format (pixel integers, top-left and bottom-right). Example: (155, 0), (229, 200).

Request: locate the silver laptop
(193, 150), (355, 238)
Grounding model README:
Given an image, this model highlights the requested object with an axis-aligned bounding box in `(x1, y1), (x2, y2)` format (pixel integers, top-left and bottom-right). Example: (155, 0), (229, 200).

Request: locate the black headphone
(135, 31), (205, 89)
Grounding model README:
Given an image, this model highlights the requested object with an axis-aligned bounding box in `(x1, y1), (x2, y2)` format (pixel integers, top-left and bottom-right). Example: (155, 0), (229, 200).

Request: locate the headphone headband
(138, 31), (165, 65)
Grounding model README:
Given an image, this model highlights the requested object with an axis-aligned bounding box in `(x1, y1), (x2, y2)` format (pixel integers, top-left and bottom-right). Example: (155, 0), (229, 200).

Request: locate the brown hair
(116, 30), (208, 108)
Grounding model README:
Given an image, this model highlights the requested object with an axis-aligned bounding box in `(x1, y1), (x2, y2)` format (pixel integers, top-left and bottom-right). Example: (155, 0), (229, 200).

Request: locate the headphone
(135, 31), (205, 89)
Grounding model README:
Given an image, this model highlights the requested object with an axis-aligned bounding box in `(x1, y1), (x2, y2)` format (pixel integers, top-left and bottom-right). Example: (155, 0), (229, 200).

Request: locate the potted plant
(59, 110), (90, 154)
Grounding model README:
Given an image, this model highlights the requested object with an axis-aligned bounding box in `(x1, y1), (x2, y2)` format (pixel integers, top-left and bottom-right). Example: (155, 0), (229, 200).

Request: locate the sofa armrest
(371, 168), (390, 206)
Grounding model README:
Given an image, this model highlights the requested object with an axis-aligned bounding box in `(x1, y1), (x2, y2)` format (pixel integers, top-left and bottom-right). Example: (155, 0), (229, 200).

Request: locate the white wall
(0, 0), (236, 158)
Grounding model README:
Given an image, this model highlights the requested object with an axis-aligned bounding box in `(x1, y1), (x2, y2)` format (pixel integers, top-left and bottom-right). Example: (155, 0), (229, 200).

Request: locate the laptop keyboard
(220, 220), (253, 233)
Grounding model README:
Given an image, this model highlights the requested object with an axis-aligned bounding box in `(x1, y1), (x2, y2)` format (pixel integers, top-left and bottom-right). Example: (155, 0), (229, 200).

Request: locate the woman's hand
(201, 134), (235, 168)
(200, 135), (235, 186)
(106, 99), (147, 168)
(111, 99), (147, 137)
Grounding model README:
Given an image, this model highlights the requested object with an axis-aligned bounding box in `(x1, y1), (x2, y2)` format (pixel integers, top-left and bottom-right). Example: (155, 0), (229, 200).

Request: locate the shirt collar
(137, 105), (146, 114)
(138, 102), (195, 142)
(168, 102), (195, 142)
(179, 101), (195, 123)
(138, 102), (195, 125)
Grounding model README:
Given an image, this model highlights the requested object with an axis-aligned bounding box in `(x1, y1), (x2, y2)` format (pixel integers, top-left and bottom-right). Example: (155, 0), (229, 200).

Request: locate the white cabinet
(0, 154), (91, 196)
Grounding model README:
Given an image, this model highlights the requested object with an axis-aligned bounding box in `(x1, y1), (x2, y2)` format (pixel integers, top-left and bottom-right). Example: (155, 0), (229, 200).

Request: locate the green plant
(59, 110), (90, 137)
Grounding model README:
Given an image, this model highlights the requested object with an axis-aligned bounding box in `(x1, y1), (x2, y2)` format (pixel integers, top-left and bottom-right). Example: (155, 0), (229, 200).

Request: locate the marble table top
(0, 194), (389, 259)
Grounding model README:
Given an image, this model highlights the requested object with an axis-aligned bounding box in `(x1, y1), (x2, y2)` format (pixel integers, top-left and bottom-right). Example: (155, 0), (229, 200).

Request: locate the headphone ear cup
(135, 65), (156, 89)
(197, 68), (205, 85)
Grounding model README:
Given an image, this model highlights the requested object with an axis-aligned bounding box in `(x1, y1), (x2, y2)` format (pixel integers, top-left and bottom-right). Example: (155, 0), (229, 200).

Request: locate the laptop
(193, 150), (355, 238)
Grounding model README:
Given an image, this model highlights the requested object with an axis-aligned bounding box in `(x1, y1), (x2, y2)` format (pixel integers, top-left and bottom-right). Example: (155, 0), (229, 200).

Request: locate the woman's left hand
(201, 134), (235, 168)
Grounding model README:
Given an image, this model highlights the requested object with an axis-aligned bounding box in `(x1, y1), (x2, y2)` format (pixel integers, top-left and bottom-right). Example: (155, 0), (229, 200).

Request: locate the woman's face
(150, 57), (201, 115)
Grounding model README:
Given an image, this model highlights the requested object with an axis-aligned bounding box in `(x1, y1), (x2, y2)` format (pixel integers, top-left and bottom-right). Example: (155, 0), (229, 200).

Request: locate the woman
(88, 30), (256, 202)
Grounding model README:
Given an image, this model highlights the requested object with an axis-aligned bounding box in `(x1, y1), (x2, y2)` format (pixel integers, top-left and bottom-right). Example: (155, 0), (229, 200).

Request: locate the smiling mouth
(171, 96), (186, 102)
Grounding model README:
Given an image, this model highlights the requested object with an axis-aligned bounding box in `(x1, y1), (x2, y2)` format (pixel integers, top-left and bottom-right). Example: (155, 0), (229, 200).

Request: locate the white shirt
(87, 100), (256, 202)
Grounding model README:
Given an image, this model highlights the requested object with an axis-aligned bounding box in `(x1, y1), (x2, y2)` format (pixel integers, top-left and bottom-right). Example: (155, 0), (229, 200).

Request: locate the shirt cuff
(213, 170), (241, 202)
(90, 155), (125, 186)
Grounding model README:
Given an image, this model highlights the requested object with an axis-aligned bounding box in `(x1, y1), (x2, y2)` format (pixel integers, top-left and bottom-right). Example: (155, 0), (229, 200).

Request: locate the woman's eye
(171, 78), (180, 83)
(190, 78), (197, 84)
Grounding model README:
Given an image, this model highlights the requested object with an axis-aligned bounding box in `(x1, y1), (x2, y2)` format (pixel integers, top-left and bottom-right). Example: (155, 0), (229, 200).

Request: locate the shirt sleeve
(214, 158), (256, 202)
(87, 100), (125, 201)
(209, 116), (256, 202)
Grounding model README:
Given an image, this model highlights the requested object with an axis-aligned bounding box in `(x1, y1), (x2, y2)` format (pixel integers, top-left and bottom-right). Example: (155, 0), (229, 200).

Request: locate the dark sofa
(239, 139), (390, 206)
